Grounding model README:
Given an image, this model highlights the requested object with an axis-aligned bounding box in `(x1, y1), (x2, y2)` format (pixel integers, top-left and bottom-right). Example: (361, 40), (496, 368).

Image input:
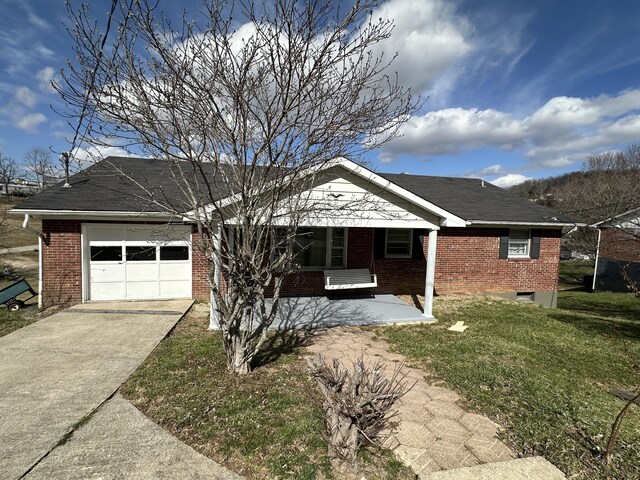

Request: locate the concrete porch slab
(267, 294), (431, 330)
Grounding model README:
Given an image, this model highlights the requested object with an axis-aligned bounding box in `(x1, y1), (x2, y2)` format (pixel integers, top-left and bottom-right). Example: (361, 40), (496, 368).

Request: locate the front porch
(266, 294), (432, 330)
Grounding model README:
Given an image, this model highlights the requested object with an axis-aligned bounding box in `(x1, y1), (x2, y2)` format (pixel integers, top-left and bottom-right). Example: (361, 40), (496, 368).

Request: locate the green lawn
(558, 259), (595, 290)
(0, 199), (41, 250)
(375, 292), (640, 480)
(121, 313), (412, 480)
(0, 308), (38, 337)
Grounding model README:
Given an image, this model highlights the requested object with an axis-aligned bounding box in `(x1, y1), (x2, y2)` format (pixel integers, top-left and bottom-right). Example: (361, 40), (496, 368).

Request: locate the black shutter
(499, 229), (509, 259)
(374, 228), (386, 258)
(412, 229), (425, 259)
(530, 229), (541, 259)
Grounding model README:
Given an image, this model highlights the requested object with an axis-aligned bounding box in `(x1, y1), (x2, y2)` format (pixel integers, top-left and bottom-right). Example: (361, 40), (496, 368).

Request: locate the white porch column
(424, 229), (438, 318)
(209, 227), (222, 330)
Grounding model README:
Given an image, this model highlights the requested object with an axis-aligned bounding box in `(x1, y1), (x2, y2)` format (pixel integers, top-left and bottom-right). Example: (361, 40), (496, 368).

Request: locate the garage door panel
(91, 282), (126, 301)
(160, 280), (191, 298)
(90, 264), (124, 282)
(125, 281), (159, 299)
(125, 263), (158, 281)
(159, 263), (191, 280)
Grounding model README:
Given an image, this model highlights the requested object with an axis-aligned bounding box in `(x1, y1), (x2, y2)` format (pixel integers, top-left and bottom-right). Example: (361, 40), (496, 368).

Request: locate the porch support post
(209, 226), (222, 330)
(424, 229), (438, 318)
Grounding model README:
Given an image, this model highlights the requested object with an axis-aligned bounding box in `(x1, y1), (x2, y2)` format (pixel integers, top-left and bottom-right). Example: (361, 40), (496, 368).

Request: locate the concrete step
(421, 456), (566, 480)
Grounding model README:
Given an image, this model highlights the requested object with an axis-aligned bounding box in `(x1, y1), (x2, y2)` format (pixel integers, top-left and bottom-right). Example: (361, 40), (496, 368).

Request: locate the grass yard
(558, 259), (595, 290)
(376, 292), (640, 480)
(0, 307), (38, 337)
(121, 312), (412, 480)
(0, 198), (41, 250)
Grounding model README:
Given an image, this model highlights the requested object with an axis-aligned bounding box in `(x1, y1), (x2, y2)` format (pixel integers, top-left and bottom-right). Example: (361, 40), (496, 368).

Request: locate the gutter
(467, 220), (584, 228)
(21, 214), (44, 308)
(11, 208), (178, 220)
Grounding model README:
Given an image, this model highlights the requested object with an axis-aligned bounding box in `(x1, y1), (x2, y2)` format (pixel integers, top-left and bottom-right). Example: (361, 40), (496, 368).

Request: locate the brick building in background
(593, 207), (640, 293)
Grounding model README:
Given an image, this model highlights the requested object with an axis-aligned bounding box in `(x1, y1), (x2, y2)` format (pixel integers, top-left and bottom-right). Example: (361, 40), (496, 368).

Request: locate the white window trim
(385, 228), (413, 258)
(508, 229), (531, 258)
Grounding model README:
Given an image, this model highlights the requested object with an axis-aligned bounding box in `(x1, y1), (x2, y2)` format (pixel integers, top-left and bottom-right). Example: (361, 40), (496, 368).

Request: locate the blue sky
(1, 0), (640, 187)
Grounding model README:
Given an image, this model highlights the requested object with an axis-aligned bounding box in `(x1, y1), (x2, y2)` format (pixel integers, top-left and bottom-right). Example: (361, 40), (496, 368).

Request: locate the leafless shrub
(306, 353), (411, 470)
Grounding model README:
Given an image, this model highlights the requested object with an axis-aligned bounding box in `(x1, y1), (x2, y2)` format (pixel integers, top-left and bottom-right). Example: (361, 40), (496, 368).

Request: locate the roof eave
(10, 208), (180, 221)
(467, 220), (582, 228)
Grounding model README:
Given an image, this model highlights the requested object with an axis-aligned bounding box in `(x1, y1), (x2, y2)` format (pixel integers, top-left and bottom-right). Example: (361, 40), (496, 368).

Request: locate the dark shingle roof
(379, 172), (574, 225)
(16, 157), (228, 214)
(17, 156), (574, 225)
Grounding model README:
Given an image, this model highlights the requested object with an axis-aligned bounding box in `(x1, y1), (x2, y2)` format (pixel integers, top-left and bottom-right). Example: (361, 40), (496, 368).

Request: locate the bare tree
(57, 0), (418, 373)
(0, 153), (17, 199)
(24, 147), (53, 191)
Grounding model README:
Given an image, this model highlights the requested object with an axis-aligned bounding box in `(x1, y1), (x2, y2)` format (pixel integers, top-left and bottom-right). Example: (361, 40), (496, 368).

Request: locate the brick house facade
(39, 221), (562, 306)
(15, 156), (574, 311)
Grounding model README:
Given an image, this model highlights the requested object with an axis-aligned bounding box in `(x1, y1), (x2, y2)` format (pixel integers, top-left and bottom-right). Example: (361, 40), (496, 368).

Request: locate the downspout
(22, 214), (44, 308)
(592, 228), (602, 293)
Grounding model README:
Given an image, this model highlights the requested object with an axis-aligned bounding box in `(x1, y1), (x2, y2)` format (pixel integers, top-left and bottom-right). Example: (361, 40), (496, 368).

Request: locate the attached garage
(83, 224), (192, 301)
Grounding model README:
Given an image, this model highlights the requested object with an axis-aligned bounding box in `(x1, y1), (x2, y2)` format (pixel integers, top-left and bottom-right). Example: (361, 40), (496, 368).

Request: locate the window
(160, 246), (189, 261)
(508, 230), (530, 257)
(385, 229), (412, 257)
(126, 246), (157, 261)
(90, 246), (122, 262)
(293, 227), (346, 268)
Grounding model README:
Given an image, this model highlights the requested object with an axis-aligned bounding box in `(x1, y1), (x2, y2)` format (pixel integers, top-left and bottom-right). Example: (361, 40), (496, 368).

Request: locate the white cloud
(36, 67), (56, 93)
(491, 174), (530, 188)
(382, 107), (525, 157)
(380, 88), (640, 169)
(14, 86), (37, 108)
(16, 113), (46, 132)
(369, 0), (472, 93)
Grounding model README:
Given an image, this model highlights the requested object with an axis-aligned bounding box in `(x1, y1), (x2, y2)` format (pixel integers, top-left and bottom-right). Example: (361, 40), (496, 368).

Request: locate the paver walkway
(306, 327), (516, 478)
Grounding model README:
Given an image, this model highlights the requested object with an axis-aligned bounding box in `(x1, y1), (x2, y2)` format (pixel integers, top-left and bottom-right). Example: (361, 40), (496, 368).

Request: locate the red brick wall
(276, 227), (561, 296)
(599, 227), (640, 262)
(432, 227), (561, 294)
(191, 229), (213, 300)
(41, 219), (82, 306)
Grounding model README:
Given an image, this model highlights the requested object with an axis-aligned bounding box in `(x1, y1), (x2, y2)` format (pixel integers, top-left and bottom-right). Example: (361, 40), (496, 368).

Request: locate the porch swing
(323, 234), (378, 290)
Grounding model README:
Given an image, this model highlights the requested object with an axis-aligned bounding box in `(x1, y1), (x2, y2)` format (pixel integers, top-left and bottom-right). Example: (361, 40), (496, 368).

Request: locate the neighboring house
(593, 207), (640, 292)
(0, 180), (39, 196)
(11, 157), (575, 312)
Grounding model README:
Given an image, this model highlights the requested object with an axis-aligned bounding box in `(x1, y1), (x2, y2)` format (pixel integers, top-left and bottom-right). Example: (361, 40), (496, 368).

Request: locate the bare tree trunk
(605, 391), (640, 464)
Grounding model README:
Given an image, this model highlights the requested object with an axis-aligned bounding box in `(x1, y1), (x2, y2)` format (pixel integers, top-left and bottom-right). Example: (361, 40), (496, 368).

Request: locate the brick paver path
(306, 327), (515, 478)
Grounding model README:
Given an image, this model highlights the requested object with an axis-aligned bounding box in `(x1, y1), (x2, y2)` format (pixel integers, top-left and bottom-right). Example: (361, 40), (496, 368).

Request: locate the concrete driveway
(0, 299), (193, 480)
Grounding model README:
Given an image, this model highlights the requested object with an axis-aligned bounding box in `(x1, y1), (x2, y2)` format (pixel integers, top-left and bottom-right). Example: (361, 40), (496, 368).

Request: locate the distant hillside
(509, 170), (639, 224)
(508, 171), (590, 217)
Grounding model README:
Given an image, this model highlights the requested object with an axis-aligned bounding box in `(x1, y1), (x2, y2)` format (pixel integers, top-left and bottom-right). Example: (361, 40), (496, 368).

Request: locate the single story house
(11, 156), (575, 316)
(592, 207), (640, 292)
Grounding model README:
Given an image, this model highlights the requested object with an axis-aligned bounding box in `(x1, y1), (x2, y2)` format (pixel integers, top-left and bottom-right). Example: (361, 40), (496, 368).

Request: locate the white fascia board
(468, 220), (581, 228)
(592, 206), (640, 227)
(10, 208), (179, 221)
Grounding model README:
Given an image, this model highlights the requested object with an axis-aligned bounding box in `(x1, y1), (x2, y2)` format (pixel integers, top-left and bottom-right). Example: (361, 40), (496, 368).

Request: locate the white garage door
(85, 224), (192, 301)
